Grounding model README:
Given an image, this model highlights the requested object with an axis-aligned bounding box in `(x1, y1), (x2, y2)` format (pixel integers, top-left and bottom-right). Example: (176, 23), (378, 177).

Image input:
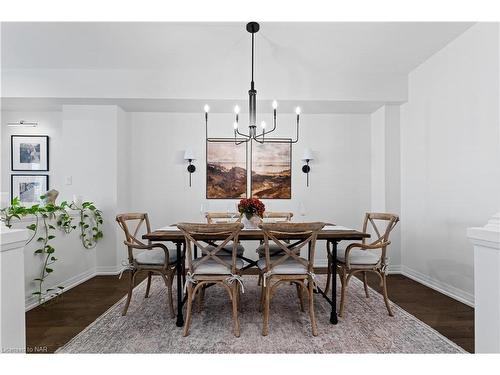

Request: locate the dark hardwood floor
(26, 270), (474, 353)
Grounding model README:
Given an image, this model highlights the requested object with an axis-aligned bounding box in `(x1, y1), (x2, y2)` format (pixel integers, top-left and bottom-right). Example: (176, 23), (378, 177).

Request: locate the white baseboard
(25, 266), (122, 311)
(95, 265), (122, 275)
(25, 268), (96, 311)
(400, 265), (474, 308)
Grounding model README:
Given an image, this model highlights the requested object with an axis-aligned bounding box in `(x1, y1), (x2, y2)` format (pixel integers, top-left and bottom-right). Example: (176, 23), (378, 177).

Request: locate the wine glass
(200, 203), (207, 222)
(226, 202), (235, 222)
(298, 201), (306, 217)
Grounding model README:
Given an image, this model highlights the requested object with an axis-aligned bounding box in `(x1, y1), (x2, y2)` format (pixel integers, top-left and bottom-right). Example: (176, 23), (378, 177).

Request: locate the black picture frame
(11, 135), (49, 171)
(11, 174), (49, 206)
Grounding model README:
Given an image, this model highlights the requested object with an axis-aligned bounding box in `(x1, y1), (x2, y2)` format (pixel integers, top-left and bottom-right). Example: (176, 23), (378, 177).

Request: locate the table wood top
(143, 226), (370, 242)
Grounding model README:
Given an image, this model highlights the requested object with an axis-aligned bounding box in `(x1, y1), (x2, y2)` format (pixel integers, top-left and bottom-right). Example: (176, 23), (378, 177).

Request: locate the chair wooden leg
(381, 273), (394, 317)
(259, 276), (265, 312)
(363, 271), (370, 298)
(308, 278), (318, 336)
(236, 282), (241, 310)
(325, 255), (332, 295)
(262, 285), (271, 336)
(122, 270), (137, 316)
(295, 282), (305, 312)
(183, 284), (194, 337)
(196, 286), (203, 313)
(339, 271), (349, 318)
(144, 271), (152, 298)
(160, 273), (175, 318)
(232, 283), (241, 337)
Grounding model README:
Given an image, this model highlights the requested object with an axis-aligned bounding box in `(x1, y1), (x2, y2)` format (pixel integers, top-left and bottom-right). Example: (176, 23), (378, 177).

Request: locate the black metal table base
(175, 241), (185, 327)
(173, 239), (339, 327)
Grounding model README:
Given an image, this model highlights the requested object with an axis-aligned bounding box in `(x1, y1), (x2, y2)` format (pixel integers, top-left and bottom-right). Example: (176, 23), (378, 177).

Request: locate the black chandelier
(205, 22), (301, 144)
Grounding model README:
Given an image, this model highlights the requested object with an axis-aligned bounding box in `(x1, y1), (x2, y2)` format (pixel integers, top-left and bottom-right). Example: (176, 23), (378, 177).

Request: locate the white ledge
(467, 213), (500, 249)
(0, 227), (29, 251)
(5, 211), (80, 224)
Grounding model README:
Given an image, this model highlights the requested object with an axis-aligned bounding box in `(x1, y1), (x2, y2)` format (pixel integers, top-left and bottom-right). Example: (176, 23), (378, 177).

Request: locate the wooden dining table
(143, 225), (369, 328)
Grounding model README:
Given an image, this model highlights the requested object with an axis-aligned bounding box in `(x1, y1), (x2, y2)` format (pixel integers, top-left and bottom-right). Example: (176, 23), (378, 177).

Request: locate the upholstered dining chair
(325, 212), (399, 317)
(116, 213), (178, 317)
(177, 222), (244, 337)
(258, 222), (325, 336)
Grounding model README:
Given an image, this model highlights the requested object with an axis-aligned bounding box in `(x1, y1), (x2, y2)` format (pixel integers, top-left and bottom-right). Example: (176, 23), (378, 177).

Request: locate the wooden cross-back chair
(204, 212), (245, 258)
(325, 212), (399, 317)
(177, 222), (244, 337)
(205, 212), (241, 223)
(256, 212), (294, 285)
(262, 211), (294, 222)
(116, 213), (178, 317)
(258, 222), (325, 336)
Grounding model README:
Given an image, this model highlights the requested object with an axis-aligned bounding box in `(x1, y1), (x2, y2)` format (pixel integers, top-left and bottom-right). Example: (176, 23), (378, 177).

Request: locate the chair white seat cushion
(135, 248), (177, 265)
(257, 257), (308, 275)
(193, 257), (244, 275)
(336, 248), (380, 265)
(206, 242), (245, 256)
(256, 243), (286, 257)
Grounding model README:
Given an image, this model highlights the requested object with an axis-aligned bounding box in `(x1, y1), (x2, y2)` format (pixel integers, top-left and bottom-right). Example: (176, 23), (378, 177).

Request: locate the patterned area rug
(57, 275), (466, 353)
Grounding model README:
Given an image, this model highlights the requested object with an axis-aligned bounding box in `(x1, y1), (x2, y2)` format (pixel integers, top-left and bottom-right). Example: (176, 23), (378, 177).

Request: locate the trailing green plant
(0, 196), (104, 304)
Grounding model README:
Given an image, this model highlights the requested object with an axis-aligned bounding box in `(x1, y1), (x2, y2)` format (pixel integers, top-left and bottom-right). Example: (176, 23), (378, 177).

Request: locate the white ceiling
(1, 22), (474, 113)
(2, 22), (473, 73)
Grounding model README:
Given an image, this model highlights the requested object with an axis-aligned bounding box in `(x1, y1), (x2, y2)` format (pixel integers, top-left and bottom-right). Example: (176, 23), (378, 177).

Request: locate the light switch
(65, 176), (73, 185)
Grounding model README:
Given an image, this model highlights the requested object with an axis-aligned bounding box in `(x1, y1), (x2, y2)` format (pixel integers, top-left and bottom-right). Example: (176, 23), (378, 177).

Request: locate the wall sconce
(301, 148), (314, 187)
(184, 149), (196, 187)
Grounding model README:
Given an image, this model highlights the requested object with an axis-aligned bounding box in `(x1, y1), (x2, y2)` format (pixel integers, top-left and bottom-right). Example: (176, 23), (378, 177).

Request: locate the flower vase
(241, 214), (261, 229)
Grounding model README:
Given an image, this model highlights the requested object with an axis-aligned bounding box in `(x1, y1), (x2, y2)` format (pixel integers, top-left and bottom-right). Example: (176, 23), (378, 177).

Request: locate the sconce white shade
(301, 148), (314, 161)
(184, 149), (196, 161)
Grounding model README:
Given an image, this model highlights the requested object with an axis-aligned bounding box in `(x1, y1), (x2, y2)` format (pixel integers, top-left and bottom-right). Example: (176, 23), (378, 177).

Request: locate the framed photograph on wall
(11, 174), (49, 206)
(251, 141), (292, 199)
(11, 135), (49, 171)
(206, 140), (248, 199)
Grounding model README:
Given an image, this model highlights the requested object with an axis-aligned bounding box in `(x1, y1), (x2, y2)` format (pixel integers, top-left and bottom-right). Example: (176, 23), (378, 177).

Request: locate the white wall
(371, 107), (386, 212)
(400, 23), (500, 306)
(370, 105), (402, 268)
(1, 105), (127, 308)
(128, 112), (372, 265)
(60, 105), (121, 272)
(1, 111), (63, 193)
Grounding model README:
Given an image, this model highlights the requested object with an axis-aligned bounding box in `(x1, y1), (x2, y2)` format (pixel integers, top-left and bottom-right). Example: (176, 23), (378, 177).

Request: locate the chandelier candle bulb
(204, 104), (210, 113)
(272, 100), (278, 109)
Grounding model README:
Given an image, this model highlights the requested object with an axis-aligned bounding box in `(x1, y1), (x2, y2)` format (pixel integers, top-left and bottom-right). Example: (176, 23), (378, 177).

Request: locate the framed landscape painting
(11, 174), (49, 206)
(251, 142), (291, 199)
(11, 135), (49, 171)
(206, 141), (248, 199)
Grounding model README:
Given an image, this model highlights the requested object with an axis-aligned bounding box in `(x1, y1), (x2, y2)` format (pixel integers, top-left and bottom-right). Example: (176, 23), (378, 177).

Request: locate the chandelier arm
(290, 116), (300, 143)
(236, 128), (251, 139)
(205, 112), (208, 139)
(254, 121), (277, 138)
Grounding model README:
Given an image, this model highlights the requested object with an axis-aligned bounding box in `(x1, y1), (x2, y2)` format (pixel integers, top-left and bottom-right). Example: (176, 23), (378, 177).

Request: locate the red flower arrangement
(238, 198), (265, 219)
